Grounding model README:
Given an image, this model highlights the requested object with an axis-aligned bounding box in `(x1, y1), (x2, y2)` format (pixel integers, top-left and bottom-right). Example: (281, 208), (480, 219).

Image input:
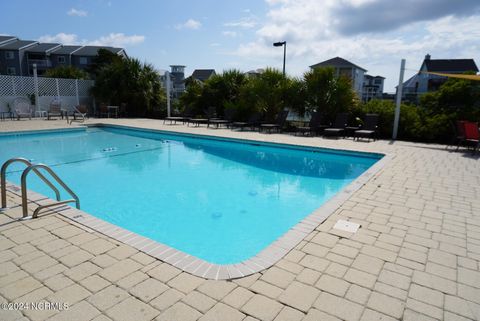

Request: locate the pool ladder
(1, 158), (80, 219)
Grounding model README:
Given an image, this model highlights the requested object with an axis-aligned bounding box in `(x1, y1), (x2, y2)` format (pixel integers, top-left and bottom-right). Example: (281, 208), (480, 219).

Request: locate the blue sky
(2, 0), (480, 92)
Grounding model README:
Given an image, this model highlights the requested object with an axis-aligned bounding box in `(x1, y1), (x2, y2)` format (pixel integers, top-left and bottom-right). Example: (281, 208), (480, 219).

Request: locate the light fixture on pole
(273, 41), (286, 76)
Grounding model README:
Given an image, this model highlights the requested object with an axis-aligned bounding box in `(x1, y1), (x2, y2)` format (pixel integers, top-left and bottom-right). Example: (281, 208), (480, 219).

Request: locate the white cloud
(38, 33), (79, 44)
(224, 15), (258, 29)
(88, 33), (145, 47)
(175, 19), (202, 30)
(37, 32), (145, 48)
(229, 0), (480, 91)
(222, 31), (237, 37)
(67, 8), (88, 17)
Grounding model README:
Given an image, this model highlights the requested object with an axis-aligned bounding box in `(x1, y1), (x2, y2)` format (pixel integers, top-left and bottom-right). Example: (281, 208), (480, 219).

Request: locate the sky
(1, 0), (480, 92)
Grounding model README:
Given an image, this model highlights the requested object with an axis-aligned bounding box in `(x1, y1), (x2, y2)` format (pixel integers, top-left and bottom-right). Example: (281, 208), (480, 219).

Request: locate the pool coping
(3, 124), (392, 280)
(0, 126), (87, 138)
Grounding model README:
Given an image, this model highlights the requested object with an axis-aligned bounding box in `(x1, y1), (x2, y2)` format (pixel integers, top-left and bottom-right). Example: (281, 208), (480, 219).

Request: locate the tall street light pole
(273, 41), (286, 76)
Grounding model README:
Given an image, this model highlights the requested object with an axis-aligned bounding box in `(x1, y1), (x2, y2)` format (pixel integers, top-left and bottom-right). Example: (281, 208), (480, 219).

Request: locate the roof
(402, 74), (420, 89)
(365, 74), (385, 79)
(423, 59), (478, 73)
(0, 40), (38, 50)
(50, 45), (83, 55)
(27, 43), (61, 54)
(72, 46), (124, 56)
(0, 36), (17, 45)
(310, 57), (367, 71)
(191, 69), (216, 81)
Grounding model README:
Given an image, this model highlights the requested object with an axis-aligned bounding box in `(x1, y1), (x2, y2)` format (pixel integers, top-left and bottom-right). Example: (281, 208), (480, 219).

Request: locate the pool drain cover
(333, 220), (360, 233)
(211, 212), (222, 219)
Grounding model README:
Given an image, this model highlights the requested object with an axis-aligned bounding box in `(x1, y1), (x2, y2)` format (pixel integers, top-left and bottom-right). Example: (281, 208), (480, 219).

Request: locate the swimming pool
(1, 126), (382, 265)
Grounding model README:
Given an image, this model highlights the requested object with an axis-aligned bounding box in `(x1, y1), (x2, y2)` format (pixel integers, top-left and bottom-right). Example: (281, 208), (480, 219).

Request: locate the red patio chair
(463, 121), (479, 153)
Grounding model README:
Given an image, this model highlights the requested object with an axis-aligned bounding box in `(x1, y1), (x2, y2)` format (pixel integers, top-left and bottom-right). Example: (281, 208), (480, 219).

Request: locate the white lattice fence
(0, 75), (94, 113)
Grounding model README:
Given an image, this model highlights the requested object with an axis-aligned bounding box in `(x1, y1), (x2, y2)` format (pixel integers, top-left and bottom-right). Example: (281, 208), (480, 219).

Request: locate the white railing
(28, 59), (52, 68)
(0, 74), (95, 114)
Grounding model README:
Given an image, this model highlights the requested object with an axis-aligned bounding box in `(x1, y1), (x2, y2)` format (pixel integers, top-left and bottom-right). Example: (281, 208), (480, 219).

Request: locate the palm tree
(303, 67), (356, 119)
(247, 68), (286, 121)
(92, 57), (165, 117)
(203, 69), (247, 116)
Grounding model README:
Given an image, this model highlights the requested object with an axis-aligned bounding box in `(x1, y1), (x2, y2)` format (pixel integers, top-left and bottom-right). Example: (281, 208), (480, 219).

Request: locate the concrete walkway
(0, 118), (479, 321)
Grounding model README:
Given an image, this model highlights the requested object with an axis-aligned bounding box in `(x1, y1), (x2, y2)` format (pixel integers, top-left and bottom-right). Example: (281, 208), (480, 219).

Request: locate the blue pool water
(0, 127), (381, 264)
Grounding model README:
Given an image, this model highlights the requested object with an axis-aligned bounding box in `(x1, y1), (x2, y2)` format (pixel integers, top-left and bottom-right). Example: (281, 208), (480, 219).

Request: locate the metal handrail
(33, 199), (76, 219)
(21, 164), (80, 218)
(1, 158), (61, 210)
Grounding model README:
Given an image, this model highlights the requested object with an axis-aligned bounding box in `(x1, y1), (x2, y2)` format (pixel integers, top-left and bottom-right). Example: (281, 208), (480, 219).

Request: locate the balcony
(28, 59), (52, 69)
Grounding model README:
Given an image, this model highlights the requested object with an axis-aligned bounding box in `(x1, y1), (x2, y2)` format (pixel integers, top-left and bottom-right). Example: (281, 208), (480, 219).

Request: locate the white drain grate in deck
(333, 220), (360, 233)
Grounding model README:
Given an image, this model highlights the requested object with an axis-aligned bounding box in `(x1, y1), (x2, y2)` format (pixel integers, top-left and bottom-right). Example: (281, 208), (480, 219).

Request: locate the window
(79, 57), (88, 65)
(374, 79), (382, 85)
(58, 56), (66, 63)
(5, 51), (14, 59)
(7, 67), (16, 75)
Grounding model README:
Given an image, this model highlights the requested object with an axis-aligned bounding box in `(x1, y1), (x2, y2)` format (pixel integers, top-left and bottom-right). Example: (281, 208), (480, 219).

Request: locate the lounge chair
(260, 110), (289, 133)
(208, 108), (236, 129)
(463, 121), (479, 153)
(69, 105), (88, 124)
(13, 97), (32, 120)
(230, 112), (262, 131)
(295, 112), (328, 136)
(164, 105), (194, 125)
(189, 107), (216, 127)
(323, 113), (348, 137)
(47, 99), (63, 120)
(354, 114), (379, 141)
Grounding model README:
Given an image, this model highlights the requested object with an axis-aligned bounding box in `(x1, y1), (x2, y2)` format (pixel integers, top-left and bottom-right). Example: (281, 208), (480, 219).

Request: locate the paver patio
(1, 118), (479, 321)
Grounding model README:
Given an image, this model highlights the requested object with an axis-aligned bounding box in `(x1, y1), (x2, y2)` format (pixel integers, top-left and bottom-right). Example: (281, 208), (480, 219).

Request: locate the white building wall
(356, 69), (365, 97)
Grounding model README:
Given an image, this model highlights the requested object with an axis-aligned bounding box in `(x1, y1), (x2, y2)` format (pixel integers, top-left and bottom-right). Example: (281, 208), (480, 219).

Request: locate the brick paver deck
(1, 118), (479, 321)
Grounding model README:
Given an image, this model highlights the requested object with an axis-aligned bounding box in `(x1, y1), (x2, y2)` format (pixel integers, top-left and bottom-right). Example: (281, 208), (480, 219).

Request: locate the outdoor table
(35, 110), (47, 119)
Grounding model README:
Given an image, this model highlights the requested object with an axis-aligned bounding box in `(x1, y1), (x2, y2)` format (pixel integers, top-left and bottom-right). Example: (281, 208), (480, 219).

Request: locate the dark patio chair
(260, 110), (289, 133)
(323, 113), (348, 137)
(189, 106), (216, 127)
(354, 114), (379, 141)
(98, 103), (109, 118)
(208, 107), (234, 129)
(230, 112), (262, 131)
(220, 108), (237, 129)
(295, 112), (328, 136)
(448, 120), (466, 151)
(455, 120), (466, 150)
(118, 102), (127, 118)
(164, 105), (194, 125)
